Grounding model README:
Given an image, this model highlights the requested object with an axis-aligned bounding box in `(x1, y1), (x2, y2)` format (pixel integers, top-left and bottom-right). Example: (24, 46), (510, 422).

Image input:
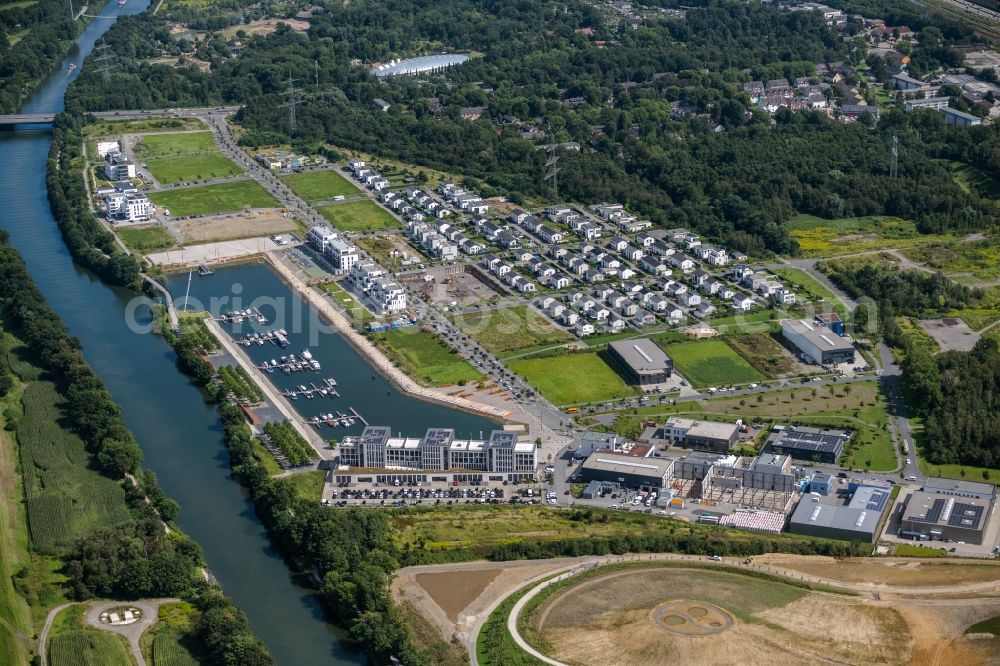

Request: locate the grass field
(509, 351), (640, 406)
(724, 334), (797, 377)
(317, 200), (401, 232)
(662, 340), (765, 388)
(135, 132), (219, 159)
(86, 119), (205, 138)
(374, 328), (483, 386)
(787, 214), (953, 258)
(893, 543), (947, 558)
(280, 170), (360, 201)
(143, 601), (201, 666)
(451, 306), (571, 357)
(146, 154), (245, 184)
(901, 239), (1000, 283)
(149, 180), (278, 217)
(116, 226), (175, 252)
(18, 382), (133, 554)
(49, 630), (133, 666)
(278, 470), (326, 503)
(319, 281), (375, 326)
(768, 267), (846, 313)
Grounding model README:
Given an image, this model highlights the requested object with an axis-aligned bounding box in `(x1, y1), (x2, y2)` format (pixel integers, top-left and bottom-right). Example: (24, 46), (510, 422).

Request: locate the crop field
(374, 328), (482, 386)
(116, 225), (175, 252)
(146, 600), (201, 666)
(524, 565), (910, 666)
(18, 382), (132, 553)
(450, 305), (571, 356)
(149, 180), (278, 217)
(724, 334), (797, 377)
(509, 351), (640, 405)
(49, 630), (133, 666)
(317, 200), (402, 232)
(152, 630), (200, 666)
(280, 170), (360, 201)
(662, 340), (765, 388)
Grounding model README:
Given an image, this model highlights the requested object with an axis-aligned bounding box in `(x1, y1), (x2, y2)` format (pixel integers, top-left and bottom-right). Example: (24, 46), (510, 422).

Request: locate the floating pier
(258, 354), (321, 374)
(197, 264), (214, 276)
(218, 307), (268, 325)
(237, 328), (289, 348)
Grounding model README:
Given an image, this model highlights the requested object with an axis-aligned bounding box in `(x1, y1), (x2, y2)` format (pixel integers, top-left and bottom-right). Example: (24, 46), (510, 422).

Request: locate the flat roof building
(581, 450), (675, 490)
(782, 318), (855, 365)
(764, 425), (850, 464)
(900, 491), (993, 544)
(607, 338), (672, 387)
(787, 482), (892, 542)
(649, 417), (740, 453)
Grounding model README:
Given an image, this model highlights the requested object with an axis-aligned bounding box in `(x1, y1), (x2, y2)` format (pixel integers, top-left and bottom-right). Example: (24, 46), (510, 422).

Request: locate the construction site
(406, 263), (509, 307)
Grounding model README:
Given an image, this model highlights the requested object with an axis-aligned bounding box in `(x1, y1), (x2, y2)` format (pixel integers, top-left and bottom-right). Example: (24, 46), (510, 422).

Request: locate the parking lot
(323, 482), (554, 508)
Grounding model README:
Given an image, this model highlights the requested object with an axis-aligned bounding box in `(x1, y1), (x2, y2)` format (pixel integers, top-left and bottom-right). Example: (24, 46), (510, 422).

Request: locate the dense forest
(0, 231), (272, 665)
(0, 0), (80, 112)
(64, 0), (999, 255)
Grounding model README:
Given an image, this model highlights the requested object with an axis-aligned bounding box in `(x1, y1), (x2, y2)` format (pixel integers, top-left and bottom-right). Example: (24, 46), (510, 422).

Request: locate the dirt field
(220, 18), (309, 39)
(410, 265), (503, 307)
(414, 569), (501, 622)
(752, 554), (1000, 588)
(174, 210), (297, 243)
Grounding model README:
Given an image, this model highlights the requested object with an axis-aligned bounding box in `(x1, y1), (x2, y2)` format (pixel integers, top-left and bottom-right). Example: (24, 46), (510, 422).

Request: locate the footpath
(264, 253), (512, 421)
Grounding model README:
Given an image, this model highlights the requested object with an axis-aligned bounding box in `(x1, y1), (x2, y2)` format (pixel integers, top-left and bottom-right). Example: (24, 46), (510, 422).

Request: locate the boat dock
(305, 408), (365, 430)
(197, 264), (215, 276)
(349, 406), (368, 426)
(218, 308), (268, 324)
(258, 353), (321, 374)
(281, 380), (340, 400)
(238, 329), (289, 348)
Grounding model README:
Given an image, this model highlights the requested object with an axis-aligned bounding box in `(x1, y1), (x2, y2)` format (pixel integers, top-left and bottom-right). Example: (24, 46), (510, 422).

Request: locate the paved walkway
(265, 254), (512, 420)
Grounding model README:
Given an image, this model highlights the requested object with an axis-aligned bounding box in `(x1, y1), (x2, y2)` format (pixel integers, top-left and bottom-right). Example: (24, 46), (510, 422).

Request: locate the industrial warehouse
(764, 425), (852, 464)
(787, 478), (893, 543)
(334, 425), (537, 485)
(899, 479), (997, 545)
(607, 338), (673, 387)
(782, 317), (856, 365)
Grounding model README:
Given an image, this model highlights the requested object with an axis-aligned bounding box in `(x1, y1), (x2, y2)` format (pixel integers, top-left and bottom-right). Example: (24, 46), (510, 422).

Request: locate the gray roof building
(607, 338), (672, 386)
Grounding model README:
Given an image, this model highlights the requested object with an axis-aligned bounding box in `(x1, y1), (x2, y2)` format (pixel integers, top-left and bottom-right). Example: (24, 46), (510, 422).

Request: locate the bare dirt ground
(919, 318), (981, 352)
(751, 554), (1000, 588)
(174, 210), (297, 243)
(414, 569), (502, 623)
(892, 599), (1000, 666)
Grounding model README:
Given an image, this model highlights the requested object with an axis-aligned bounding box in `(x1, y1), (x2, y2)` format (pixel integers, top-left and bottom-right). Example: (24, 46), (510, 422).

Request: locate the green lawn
(373, 328), (482, 386)
(509, 351), (640, 406)
(135, 132), (218, 159)
(150, 181), (278, 217)
(116, 226), (175, 252)
(280, 170), (360, 201)
(663, 339), (765, 388)
(451, 305), (571, 356)
(319, 281), (375, 326)
(769, 267), (845, 313)
(893, 543), (947, 558)
(725, 333), (797, 378)
(277, 470), (327, 503)
(317, 200), (401, 232)
(145, 154), (244, 184)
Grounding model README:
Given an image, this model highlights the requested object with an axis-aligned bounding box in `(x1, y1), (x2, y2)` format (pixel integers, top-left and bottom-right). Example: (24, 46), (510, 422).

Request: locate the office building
(647, 417), (740, 453)
(898, 478), (995, 544)
(580, 450), (675, 490)
(764, 425), (851, 464)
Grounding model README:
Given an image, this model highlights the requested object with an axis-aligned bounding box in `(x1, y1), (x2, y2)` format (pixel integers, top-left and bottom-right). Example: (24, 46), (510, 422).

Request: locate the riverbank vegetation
(0, 231), (272, 665)
(0, 0), (80, 113)
(48, 117), (142, 286)
(260, 419), (315, 466)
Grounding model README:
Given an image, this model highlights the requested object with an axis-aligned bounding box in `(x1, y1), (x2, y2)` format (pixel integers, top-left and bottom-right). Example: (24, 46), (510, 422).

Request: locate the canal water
(0, 2), (494, 663)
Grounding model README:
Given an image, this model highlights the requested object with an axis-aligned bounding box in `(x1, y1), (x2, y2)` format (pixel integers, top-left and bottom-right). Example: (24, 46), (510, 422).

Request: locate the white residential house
(538, 225), (565, 243)
(717, 285), (735, 300)
(460, 239), (484, 255)
(663, 303), (684, 321)
(621, 245), (643, 261)
(607, 292), (628, 309)
(633, 310), (656, 326)
(326, 238), (360, 273)
(509, 208), (530, 225)
(561, 311), (580, 326)
(511, 276), (536, 293)
(585, 269), (605, 283)
(621, 302), (640, 316)
(774, 287), (797, 305)
(618, 267), (637, 280)
(732, 293), (756, 311)
(648, 239), (675, 257)
(608, 317), (626, 332)
(495, 263), (512, 277)
(589, 307), (610, 321)
(636, 232), (656, 248)
(691, 269), (711, 286)
(702, 247), (729, 266)
(548, 303), (566, 318)
(730, 264), (754, 281)
(608, 236), (629, 252)
(639, 257), (667, 275)
(681, 291), (702, 307)
(702, 278), (724, 295)
(695, 301), (717, 318)
(548, 274), (572, 289)
(668, 254), (695, 270)
(576, 322), (595, 337)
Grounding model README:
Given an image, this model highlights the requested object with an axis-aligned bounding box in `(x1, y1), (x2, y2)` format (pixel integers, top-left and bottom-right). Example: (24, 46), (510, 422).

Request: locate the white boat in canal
(301, 349), (313, 360)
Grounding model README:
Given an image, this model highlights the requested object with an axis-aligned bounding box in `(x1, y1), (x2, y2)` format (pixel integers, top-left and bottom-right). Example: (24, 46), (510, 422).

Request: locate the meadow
(145, 600), (202, 666)
(48, 630), (133, 666)
(135, 132), (218, 159)
(17, 382), (132, 553)
(374, 328), (482, 386)
(317, 200), (402, 232)
(450, 305), (571, 356)
(787, 214), (952, 258)
(149, 180), (278, 217)
(116, 225), (175, 252)
(280, 170), (360, 201)
(724, 333), (798, 377)
(137, 132), (244, 184)
(508, 351), (639, 406)
(662, 339), (765, 388)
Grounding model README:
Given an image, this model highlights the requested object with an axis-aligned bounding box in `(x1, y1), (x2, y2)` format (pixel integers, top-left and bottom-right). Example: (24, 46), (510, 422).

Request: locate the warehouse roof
(582, 451), (673, 478)
(788, 498), (881, 537)
(782, 319), (854, 352)
(767, 425), (851, 455)
(608, 338), (671, 374)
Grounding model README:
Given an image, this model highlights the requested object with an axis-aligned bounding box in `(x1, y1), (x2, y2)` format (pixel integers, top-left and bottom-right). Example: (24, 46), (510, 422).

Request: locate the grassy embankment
(373, 328), (483, 387)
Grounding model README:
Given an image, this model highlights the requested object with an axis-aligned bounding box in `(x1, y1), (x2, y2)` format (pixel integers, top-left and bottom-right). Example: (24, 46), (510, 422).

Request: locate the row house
(619, 218), (653, 234)
(496, 230), (520, 249)
(696, 246), (729, 266)
(669, 229), (701, 249)
(592, 203), (624, 220)
(667, 253), (695, 270)
(528, 257), (556, 277)
(407, 221), (458, 261)
(730, 264), (754, 281)
(537, 225), (565, 244)
(546, 205), (580, 225)
(635, 232), (656, 248)
(476, 218), (502, 240)
(621, 245), (643, 262)
(639, 256), (667, 275)
(509, 208), (531, 225)
(647, 239), (675, 257)
(519, 214), (543, 234)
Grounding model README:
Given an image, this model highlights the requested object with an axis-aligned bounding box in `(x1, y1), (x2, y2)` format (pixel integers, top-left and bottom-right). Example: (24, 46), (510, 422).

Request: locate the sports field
(450, 305), (571, 356)
(508, 351), (639, 406)
(149, 181), (278, 217)
(317, 200), (402, 232)
(662, 339), (765, 388)
(374, 328), (482, 386)
(280, 170), (360, 201)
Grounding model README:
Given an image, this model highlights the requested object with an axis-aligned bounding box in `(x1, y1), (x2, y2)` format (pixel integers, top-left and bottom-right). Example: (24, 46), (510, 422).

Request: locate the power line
(278, 73), (303, 132)
(544, 144), (560, 199)
(890, 132), (898, 179)
(92, 43), (115, 82)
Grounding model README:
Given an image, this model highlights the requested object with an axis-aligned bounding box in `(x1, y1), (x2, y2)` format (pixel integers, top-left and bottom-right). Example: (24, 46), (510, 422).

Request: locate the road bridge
(0, 106), (242, 127)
